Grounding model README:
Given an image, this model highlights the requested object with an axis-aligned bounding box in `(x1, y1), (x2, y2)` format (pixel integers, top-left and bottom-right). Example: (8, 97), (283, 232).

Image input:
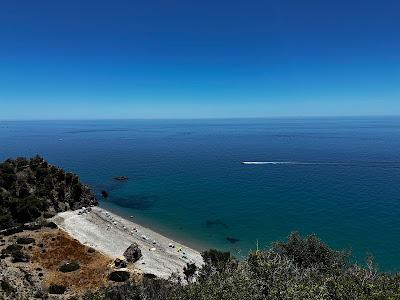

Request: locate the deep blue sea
(1, 118), (400, 271)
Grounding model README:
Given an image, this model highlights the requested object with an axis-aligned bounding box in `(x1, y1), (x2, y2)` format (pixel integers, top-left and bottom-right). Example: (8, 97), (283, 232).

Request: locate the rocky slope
(0, 156), (97, 230)
(0, 226), (136, 299)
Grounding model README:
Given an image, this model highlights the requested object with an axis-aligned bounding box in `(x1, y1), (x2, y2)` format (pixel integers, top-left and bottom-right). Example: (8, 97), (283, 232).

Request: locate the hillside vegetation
(84, 232), (400, 300)
(0, 156), (97, 230)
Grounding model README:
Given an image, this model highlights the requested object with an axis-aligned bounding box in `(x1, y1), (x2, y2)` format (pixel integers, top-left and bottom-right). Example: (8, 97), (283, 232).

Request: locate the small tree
(199, 249), (237, 280)
(183, 263), (197, 283)
(272, 231), (349, 272)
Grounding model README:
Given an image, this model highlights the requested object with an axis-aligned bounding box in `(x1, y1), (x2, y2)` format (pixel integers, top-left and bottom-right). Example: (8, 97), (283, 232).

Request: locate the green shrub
(18, 183), (31, 198)
(108, 271), (130, 282)
(35, 166), (49, 182)
(81, 237), (400, 300)
(199, 249), (237, 280)
(1, 173), (17, 189)
(183, 263), (197, 282)
(72, 184), (83, 201)
(169, 233), (400, 300)
(0, 162), (15, 174)
(0, 208), (13, 229)
(4, 244), (23, 252)
(0, 280), (15, 294)
(15, 157), (29, 168)
(45, 221), (58, 229)
(16, 237), (35, 245)
(48, 284), (67, 294)
(59, 262), (80, 273)
(83, 282), (141, 300)
(11, 249), (29, 263)
(272, 231), (349, 272)
(65, 173), (74, 186)
(9, 196), (47, 223)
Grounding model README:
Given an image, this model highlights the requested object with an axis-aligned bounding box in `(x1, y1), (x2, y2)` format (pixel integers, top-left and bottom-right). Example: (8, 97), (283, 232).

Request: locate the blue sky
(0, 0), (399, 119)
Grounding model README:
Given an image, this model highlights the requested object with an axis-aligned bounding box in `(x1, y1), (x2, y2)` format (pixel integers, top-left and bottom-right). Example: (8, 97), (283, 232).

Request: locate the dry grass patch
(32, 230), (113, 294)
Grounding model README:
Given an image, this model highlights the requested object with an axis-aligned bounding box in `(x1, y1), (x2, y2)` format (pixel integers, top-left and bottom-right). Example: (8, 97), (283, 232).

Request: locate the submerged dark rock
(101, 190), (109, 198)
(206, 219), (229, 229)
(111, 195), (158, 210)
(226, 236), (240, 244)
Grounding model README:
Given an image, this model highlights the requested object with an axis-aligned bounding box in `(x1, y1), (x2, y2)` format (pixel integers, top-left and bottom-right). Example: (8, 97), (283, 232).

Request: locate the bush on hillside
(199, 249), (237, 280)
(59, 261), (80, 273)
(48, 284), (67, 295)
(84, 232), (400, 300)
(108, 271), (130, 282)
(11, 249), (30, 263)
(16, 237), (35, 245)
(183, 263), (197, 282)
(272, 231), (349, 271)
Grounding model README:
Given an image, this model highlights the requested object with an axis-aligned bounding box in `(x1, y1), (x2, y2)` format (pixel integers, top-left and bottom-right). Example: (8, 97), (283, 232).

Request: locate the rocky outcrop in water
(0, 156), (97, 230)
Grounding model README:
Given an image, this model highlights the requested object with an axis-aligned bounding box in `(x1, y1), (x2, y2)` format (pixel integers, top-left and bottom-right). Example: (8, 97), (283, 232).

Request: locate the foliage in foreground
(85, 232), (400, 300)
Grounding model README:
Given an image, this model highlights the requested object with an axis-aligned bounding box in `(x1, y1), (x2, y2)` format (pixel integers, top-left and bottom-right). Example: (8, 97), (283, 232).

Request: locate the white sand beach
(52, 206), (204, 279)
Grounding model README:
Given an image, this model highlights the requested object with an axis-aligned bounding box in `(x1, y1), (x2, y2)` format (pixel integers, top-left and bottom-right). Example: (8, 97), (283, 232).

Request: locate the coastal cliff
(0, 156), (97, 230)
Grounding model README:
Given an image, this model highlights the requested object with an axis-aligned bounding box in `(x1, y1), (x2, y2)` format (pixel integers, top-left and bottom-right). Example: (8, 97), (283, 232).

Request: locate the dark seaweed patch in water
(226, 236), (240, 244)
(96, 183), (119, 194)
(206, 219), (229, 228)
(110, 195), (158, 210)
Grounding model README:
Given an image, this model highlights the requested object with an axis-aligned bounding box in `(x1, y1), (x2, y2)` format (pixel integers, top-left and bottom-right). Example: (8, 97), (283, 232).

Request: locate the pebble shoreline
(52, 207), (204, 279)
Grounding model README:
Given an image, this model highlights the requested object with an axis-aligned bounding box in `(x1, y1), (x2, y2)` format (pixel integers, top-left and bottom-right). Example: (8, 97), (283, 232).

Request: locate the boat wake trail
(241, 161), (400, 167)
(241, 161), (326, 165)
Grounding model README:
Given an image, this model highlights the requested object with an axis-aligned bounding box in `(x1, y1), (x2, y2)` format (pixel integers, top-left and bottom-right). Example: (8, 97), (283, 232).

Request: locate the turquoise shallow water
(1, 118), (400, 271)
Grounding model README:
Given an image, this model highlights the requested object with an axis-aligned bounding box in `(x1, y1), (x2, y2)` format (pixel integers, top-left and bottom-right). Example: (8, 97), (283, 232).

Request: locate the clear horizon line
(1, 114), (400, 122)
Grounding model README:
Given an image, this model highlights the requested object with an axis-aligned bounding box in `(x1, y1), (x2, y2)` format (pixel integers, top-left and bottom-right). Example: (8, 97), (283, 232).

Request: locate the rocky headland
(0, 155), (97, 230)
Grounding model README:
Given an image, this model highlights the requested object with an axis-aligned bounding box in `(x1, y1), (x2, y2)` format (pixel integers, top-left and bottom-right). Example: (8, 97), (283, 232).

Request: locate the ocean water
(1, 118), (400, 271)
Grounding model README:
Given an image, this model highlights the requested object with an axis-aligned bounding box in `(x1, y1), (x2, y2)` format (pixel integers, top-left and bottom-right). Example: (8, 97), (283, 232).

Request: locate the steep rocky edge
(0, 156), (97, 230)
